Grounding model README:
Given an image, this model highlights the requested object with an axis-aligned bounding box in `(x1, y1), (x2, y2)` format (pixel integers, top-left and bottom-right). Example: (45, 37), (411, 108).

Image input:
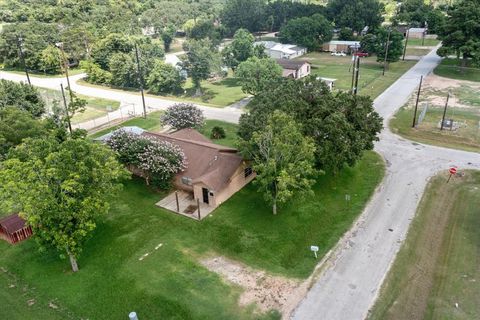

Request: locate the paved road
(2, 51), (479, 319)
(0, 72), (243, 130)
(291, 50), (480, 319)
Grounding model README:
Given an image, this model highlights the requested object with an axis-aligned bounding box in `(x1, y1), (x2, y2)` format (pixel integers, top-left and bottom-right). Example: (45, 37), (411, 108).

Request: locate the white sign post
(310, 245), (319, 259)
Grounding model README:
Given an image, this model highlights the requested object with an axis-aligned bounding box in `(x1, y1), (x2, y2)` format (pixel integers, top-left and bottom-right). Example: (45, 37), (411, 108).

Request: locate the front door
(202, 188), (209, 204)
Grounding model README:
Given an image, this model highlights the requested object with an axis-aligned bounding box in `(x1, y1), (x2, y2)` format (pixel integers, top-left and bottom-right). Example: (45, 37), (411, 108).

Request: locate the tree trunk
(66, 247), (79, 272)
(461, 52), (467, 73)
(272, 199), (277, 215)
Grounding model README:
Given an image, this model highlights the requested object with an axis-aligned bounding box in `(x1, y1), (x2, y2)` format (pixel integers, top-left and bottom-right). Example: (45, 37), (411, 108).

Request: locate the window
(181, 177), (192, 185)
(244, 167), (253, 178)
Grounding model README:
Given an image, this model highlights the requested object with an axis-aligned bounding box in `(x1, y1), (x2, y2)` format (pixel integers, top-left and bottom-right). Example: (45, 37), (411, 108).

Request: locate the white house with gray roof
(254, 41), (307, 60)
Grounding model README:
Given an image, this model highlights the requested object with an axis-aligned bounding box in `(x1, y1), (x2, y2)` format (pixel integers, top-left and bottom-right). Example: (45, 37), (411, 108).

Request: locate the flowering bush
(107, 129), (186, 187)
(160, 103), (205, 129)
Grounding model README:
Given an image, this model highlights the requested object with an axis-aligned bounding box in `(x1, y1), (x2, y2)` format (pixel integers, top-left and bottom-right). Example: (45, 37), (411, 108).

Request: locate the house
(144, 129), (255, 217)
(322, 40), (361, 53)
(408, 27), (427, 39)
(317, 77), (337, 91)
(0, 213), (33, 244)
(276, 59), (311, 79)
(255, 41), (307, 60)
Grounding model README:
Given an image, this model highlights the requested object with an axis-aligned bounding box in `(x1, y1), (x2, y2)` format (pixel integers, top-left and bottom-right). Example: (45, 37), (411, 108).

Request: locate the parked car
(331, 51), (346, 57)
(354, 52), (369, 57)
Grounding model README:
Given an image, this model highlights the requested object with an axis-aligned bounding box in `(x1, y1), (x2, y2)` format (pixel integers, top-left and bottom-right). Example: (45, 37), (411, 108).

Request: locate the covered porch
(155, 190), (215, 220)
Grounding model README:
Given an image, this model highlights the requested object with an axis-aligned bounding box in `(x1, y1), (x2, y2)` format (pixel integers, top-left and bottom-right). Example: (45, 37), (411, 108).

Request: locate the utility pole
(60, 83), (73, 134)
(412, 75), (423, 128)
(56, 42), (73, 101)
(353, 56), (361, 95)
(382, 28), (392, 76)
(440, 92), (450, 131)
(16, 36), (31, 85)
(134, 43), (147, 119)
(351, 54), (357, 92)
(402, 28), (410, 61)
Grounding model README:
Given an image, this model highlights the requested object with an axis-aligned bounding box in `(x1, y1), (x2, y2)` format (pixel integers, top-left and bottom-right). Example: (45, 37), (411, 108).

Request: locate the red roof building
(0, 214), (33, 244)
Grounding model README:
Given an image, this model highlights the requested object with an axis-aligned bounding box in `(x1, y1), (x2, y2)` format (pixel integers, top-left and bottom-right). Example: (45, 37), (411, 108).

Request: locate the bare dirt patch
(200, 256), (306, 314)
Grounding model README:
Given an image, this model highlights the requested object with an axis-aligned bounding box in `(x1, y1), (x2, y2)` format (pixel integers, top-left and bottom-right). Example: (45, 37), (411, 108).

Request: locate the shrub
(160, 103), (205, 129)
(107, 129), (187, 187)
(210, 126), (226, 139)
(147, 60), (184, 94)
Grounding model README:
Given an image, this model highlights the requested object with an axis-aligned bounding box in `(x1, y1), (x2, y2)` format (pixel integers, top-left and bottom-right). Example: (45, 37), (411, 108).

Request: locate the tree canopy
(437, 0), (480, 67)
(361, 28), (405, 63)
(0, 79), (46, 118)
(327, 0), (384, 33)
(222, 29), (257, 71)
(0, 137), (127, 272)
(236, 57), (282, 96)
(239, 110), (316, 215)
(279, 14), (333, 51)
(181, 39), (221, 92)
(239, 76), (382, 173)
(221, 0), (267, 34)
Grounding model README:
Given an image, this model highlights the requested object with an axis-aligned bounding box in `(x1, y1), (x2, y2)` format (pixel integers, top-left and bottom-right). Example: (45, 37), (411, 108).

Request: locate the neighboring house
(0, 213), (33, 244)
(276, 59), (311, 79)
(255, 41), (307, 60)
(322, 40), (361, 53)
(143, 128), (256, 210)
(408, 27), (427, 39)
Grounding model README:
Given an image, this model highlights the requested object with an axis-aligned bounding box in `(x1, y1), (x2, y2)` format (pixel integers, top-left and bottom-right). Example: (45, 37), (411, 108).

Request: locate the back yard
(368, 170), (480, 320)
(300, 52), (416, 98)
(390, 74), (480, 152)
(1, 118), (385, 319)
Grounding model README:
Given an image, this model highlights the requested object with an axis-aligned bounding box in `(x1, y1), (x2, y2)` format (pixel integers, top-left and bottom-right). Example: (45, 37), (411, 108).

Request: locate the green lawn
(434, 58), (480, 82)
(390, 85), (480, 153)
(37, 87), (120, 124)
(368, 171), (480, 320)
(88, 111), (164, 139)
(198, 119), (240, 148)
(300, 52), (416, 98)
(0, 149), (384, 319)
(405, 47), (432, 56)
(1, 67), (85, 78)
(406, 38), (440, 47)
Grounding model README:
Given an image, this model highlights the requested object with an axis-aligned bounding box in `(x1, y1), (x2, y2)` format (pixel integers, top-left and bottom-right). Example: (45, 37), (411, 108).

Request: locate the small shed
(408, 28), (427, 39)
(317, 77), (337, 91)
(322, 41), (361, 53)
(0, 213), (33, 244)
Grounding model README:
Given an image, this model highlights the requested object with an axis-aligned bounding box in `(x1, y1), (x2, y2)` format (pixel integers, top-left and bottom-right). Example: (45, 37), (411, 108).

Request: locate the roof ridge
(143, 131), (238, 152)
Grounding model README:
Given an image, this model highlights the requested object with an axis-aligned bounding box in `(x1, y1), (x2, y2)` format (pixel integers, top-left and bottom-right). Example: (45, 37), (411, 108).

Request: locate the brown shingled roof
(142, 129), (244, 191)
(0, 214), (27, 234)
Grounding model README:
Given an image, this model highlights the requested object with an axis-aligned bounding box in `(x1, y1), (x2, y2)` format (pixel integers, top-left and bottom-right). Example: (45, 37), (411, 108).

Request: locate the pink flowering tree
(160, 103), (205, 129)
(107, 130), (186, 187)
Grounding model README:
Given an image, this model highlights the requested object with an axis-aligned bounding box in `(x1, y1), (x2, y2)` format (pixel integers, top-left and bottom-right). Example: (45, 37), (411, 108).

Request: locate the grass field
(434, 58), (480, 82)
(301, 52), (416, 98)
(390, 79), (480, 152)
(198, 119), (239, 148)
(37, 87), (120, 124)
(405, 47), (432, 56)
(1, 67), (85, 78)
(0, 146), (384, 319)
(368, 171), (480, 320)
(406, 38), (440, 47)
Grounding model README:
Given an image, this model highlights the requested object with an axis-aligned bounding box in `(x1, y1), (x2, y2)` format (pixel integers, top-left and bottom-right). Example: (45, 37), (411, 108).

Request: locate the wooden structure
(0, 213), (33, 244)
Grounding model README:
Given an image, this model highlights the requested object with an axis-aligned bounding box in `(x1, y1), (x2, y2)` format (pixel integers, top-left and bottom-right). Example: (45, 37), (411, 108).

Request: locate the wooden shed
(0, 214), (33, 244)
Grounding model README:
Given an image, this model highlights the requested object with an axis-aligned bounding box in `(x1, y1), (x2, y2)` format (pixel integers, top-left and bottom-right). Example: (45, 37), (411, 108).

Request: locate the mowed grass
(390, 85), (480, 152)
(368, 171), (480, 320)
(1, 67), (85, 78)
(0, 149), (384, 319)
(406, 38), (440, 47)
(198, 119), (239, 148)
(88, 111), (165, 139)
(182, 76), (248, 107)
(301, 52), (416, 98)
(434, 58), (480, 82)
(37, 87), (120, 124)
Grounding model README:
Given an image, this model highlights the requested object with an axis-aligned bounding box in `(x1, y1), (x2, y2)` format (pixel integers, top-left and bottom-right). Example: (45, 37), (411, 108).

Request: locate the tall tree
(0, 79), (46, 118)
(437, 0), (480, 67)
(221, 0), (267, 34)
(279, 14), (333, 51)
(0, 137), (127, 272)
(235, 57), (282, 96)
(327, 0), (384, 34)
(161, 24), (177, 52)
(238, 76), (382, 173)
(181, 39), (221, 95)
(239, 110), (316, 215)
(222, 28), (256, 71)
(147, 60), (185, 94)
(360, 28), (404, 63)
(39, 44), (63, 74)
(393, 0), (445, 34)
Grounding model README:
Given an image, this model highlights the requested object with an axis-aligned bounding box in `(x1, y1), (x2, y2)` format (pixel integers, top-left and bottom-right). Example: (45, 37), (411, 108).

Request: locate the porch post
(197, 198), (201, 220)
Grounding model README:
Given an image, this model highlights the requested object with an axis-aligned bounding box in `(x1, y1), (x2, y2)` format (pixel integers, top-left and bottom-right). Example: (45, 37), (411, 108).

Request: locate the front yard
(300, 52), (416, 98)
(0, 141), (384, 319)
